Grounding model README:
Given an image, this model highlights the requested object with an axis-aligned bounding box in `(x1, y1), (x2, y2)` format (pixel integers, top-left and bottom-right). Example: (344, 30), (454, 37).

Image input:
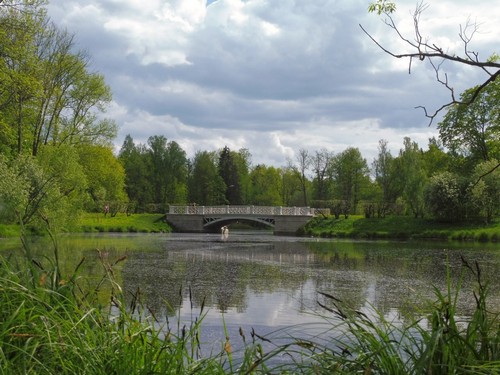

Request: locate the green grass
(77, 213), (171, 234)
(0, 251), (277, 374)
(303, 215), (500, 242)
(0, 224), (20, 238)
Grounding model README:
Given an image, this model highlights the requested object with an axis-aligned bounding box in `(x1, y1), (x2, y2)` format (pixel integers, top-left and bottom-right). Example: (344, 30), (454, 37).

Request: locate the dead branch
(360, 2), (500, 125)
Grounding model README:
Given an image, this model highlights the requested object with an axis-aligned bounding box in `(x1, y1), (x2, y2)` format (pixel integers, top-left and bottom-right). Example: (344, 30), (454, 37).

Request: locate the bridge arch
(203, 216), (275, 231)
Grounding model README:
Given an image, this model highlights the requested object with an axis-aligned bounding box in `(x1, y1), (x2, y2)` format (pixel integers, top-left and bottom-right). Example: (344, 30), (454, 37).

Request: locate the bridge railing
(168, 205), (325, 216)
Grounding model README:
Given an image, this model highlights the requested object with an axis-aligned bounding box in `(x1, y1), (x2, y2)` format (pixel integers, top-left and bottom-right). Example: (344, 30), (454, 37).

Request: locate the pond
(2, 232), (500, 356)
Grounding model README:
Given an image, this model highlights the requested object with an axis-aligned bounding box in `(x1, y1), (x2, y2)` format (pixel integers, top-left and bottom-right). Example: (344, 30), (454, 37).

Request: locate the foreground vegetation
(2, 237), (500, 373)
(303, 215), (500, 242)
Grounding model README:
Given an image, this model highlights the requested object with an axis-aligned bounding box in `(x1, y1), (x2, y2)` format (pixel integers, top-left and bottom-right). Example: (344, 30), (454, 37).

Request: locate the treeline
(1, 1), (500, 234)
(118, 127), (500, 226)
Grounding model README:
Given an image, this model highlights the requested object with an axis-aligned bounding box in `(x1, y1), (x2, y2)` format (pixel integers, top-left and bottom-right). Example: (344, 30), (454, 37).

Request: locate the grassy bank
(302, 215), (500, 242)
(1, 213), (171, 238)
(77, 212), (171, 234)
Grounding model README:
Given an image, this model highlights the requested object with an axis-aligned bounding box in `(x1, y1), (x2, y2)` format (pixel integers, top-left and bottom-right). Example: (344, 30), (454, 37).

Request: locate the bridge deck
(168, 205), (317, 216)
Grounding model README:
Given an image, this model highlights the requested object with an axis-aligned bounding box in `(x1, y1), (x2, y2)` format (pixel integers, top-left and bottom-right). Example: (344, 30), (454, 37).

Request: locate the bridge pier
(165, 214), (205, 233)
(273, 215), (310, 235)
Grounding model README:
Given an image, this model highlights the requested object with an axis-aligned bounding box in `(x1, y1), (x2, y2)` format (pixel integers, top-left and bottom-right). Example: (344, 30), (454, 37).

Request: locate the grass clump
(0, 243), (285, 374)
(293, 257), (500, 374)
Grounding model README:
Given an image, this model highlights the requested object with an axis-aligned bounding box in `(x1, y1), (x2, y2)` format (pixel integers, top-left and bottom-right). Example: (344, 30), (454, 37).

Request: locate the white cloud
(47, 0), (499, 166)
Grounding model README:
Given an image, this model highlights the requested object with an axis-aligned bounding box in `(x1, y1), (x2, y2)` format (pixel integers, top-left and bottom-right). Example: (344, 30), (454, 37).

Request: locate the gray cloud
(47, 0), (498, 166)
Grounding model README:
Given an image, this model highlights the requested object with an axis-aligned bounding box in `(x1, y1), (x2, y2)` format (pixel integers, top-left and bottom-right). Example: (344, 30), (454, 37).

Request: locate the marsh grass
(0, 231), (288, 374)
(3, 227), (500, 373)
(285, 256), (500, 374)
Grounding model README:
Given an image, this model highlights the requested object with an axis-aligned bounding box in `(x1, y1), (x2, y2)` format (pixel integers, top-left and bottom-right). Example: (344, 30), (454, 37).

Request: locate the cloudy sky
(46, 0), (498, 167)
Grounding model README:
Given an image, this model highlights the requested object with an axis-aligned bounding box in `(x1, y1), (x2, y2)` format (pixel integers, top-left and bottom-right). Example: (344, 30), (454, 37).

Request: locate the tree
(249, 164), (282, 206)
(425, 172), (469, 222)
(118, 135), (153, 211)
(330, 147), (370, 215)
(188, 150), (225, 205)
(218, 146), (242, 205)
(470, 160), (500, 223)
(311, 149), (334, 202)
(0, 145), (86, 230)
(422, 137), (450, 177)
(77, 144), (127, 212)
(393, 137), (427, 218)
(365, 1), (500, 184)
(279, 166), (302, 206)
(147, 135), (188, 208)
(372, 139), (395, 216)
(0, 1), (116, 157)
(364, 1), (500, 123)
(438, 80), (500, 163)
(289, 149), (311, 206)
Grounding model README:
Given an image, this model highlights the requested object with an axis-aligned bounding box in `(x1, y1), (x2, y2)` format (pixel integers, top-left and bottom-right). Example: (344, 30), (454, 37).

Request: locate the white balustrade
(168, 205), (320, 216)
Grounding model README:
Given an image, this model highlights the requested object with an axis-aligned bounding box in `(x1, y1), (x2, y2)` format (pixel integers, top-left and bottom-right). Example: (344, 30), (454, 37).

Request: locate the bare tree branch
(360, 2), (500, 125)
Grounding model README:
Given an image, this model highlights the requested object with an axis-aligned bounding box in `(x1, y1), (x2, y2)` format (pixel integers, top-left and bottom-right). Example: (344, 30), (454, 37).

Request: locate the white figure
(221, 225), (229, 240)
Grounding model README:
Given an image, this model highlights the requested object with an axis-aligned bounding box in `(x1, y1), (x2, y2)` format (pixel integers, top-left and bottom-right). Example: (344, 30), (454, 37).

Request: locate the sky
(46, 0), (499, 167)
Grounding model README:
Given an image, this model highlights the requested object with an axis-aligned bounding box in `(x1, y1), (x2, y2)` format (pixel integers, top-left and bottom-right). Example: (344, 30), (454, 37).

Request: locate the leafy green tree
(330, 147), (370, 215)
(77, 144), (127, 212)
(232, 148), (252, 204)
(249, 164), (282, 206)
(0, 2), (44, 155)
(0, 155), (29, 223)
(218, 146), (242, 205)
(147, 135), (188, 208)
(393, 138), (427, 218)
(311, 149), (334, 202)
(118, 135), (153, 211)
(279, 166), (302, 206)
(0, 146), (86, 230)
(471, 160), (500, 223)
(422, 138), (451, 177)
(188, 150), (225, 205)
(0, 1), (116, 157)
(289, 149), (311, 206)
(425, 172), (469, 222)
(372, 139), (395, 217)
(438, 81), (500, 163)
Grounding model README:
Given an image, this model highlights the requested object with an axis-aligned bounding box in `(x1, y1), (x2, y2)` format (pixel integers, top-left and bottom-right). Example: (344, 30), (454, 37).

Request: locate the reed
(3, 227), (500, 373)
(286, 256), (500, 374)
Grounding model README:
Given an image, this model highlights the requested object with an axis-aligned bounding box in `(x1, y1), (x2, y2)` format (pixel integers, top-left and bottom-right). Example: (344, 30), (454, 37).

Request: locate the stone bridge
(166, 205), (327, 235)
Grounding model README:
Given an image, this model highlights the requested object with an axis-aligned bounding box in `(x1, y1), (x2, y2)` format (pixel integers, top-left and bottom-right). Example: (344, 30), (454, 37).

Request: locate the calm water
(2, 232), (500, 353)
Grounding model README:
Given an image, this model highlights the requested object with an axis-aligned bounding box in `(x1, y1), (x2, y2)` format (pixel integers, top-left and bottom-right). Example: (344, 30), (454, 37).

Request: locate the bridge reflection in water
(166, 205), (328, 235)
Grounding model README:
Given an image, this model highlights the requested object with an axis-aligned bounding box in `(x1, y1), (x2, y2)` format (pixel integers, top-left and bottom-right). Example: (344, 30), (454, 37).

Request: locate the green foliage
(0, 2), (115, 157)
(78, 144), (127, 211)
(438, 80), (500, 162)
(471, 160), (500, 223)
(368, 0), (396, 15)
(425, 172), (469, 222)
(249, 164), (283, 205)
(330, 147), (370, 215)
(188, 150), (226, 205)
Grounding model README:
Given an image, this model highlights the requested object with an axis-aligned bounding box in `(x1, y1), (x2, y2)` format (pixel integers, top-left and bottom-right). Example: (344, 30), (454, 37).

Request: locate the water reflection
(2, 233), (500, 332)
